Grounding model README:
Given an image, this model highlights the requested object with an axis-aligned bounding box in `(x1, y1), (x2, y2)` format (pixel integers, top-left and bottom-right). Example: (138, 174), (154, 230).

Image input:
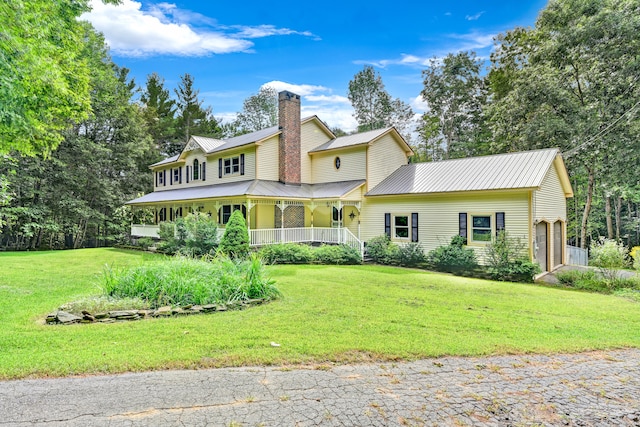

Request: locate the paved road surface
(1, 349), (639, 426)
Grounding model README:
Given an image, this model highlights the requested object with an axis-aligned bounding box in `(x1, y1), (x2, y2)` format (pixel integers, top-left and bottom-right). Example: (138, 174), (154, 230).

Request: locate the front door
(331, 207), (343, 228)
(536, 222), (548, 272)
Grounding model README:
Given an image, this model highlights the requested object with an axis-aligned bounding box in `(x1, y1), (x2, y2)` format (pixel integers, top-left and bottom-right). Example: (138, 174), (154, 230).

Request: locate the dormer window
(193, 159), (200, 180)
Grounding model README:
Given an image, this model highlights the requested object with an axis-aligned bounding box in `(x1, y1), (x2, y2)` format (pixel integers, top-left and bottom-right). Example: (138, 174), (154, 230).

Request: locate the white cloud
(302, 106), (358, 132)
(81, 0), (317, 57)
(305, 94), (351, 104)
(465, 11), (485, 21)
(261, 81), (328, 96)
(411, 95), (429, 113)
(448, 31), (496, 51)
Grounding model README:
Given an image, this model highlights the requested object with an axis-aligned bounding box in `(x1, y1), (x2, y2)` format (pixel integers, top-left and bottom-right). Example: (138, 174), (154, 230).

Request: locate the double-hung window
(394, 215), (410, 239)
(224, 157), (240, 175)
(471, 215), (492, 242)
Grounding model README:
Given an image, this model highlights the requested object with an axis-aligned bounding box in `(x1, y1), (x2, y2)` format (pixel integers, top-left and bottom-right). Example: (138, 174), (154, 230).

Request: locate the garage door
(536, 222), (548, 272)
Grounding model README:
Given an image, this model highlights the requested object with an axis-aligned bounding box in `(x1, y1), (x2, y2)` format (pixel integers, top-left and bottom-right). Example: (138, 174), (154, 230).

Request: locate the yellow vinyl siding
(301, 120), (332, 183)
(366, 133), (408, 191)
(311, 147), (366, 183)
(361, 191), (530, 263)
(256, 135), (279, 181)
(533, 163), (568, 269)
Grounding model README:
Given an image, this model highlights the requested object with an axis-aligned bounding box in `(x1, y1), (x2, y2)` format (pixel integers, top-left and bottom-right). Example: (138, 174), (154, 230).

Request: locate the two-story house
(127, 91), (573, 273)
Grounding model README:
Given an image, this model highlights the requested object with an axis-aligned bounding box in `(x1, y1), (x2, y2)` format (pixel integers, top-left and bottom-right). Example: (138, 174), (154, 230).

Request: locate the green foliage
(232, 86), (278, 135)
(484, 231), (540, 282)
(137, 237), (154, 251)
(590, 238), (628, 286)
(259, 243), (361, 265)
(420, 51), (487, 160)
(365, 235), (398, 265)
(396, 243), (427, 267)
(157, 213), (218, 257)
(181, 212), (219, 257)
(259, 243), (313, 264)
(219, 210), (249, 259)
(347, 66), (414, 139)
(102, 254), (280, 308)
(426, 236), (478, 274)
(312, 244), (362, 265)
(556, 268), (639, 294)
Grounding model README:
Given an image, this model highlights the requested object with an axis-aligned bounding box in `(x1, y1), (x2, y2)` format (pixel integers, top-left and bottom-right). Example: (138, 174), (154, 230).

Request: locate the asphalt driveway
(1, 349), (639, 426)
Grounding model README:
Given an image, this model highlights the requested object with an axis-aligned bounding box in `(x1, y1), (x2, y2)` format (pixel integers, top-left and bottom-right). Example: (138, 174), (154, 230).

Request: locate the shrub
(396, 243), (427, 267)
(180, 212), (219, 257)
(366, 235), (400, 265)
(312, 244), (362, 265)
(485, 231), (540, 282)
(219, 210), (250, 259)
(554, 268), (640, 293)
(156, 220), (184, 255)
(102, 254), (280, 308)
(137, 237), (154, 250)
(590, 238), (628, 286)
(426, 236), (478, 274)
(259, 243), (314, 264)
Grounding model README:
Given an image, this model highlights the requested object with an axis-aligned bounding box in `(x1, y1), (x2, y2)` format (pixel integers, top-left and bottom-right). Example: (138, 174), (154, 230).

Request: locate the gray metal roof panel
(367, 148), (560, 196)
(150, 154), (180, 167)
(191, 135), (226, 152)
(207, 126), (280, 154)
(309, 127), (392, 152)
(126, 180), (366, 205)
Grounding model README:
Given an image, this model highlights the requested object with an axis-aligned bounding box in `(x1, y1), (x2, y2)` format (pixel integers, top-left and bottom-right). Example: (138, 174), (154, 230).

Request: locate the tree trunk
(605, 194), (614, 239)
(615, 196), (622, 241)
(580, 166), (595, 249)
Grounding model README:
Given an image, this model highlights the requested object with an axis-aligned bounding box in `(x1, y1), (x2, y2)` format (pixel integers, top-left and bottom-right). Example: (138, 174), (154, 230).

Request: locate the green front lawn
(1, 248), (639, 380)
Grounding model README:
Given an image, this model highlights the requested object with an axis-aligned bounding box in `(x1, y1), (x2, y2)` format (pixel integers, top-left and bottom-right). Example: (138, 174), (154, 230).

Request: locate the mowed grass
(1, 248), (639, 379)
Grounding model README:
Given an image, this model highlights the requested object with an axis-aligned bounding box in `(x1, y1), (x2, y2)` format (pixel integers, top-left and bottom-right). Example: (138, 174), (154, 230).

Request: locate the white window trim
(392, 213), (411, 241)
(470, 213), (493, 244)
(223, 156), (241, 176)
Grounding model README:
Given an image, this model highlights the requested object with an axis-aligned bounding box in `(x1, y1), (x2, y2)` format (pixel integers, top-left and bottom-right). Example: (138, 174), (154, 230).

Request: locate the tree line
(1, 0), (639, 250)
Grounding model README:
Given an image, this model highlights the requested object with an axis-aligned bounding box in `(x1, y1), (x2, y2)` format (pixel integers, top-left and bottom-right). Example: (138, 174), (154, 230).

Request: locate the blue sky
(82, 0), (548, 132)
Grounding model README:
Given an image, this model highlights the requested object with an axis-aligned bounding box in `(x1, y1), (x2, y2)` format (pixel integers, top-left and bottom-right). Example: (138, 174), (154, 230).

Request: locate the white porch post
(338, 200), (343, 244)
(309, 202), (315, 242)
(280, 200), (285, 243)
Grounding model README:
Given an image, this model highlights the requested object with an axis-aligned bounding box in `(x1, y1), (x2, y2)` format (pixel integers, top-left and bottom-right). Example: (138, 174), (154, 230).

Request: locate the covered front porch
(129, 197), (364, 254)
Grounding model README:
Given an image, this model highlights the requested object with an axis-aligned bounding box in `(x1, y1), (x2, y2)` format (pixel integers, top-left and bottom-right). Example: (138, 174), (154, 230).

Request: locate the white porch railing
(131, 224), (160, 238)
(250, 227), (363, 254)
(131, 225), (364, 256)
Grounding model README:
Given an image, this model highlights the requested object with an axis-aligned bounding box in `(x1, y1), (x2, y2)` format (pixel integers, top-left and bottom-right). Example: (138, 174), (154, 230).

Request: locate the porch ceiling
(125, 179), (365, 205)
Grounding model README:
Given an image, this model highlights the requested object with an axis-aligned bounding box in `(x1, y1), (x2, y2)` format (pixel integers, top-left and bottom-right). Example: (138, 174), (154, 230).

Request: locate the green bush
(136, 237), (154, 250)
(366, 235), (400, 265)
(259, 243), (314, 264)
(219, 210), (250, 259)
(426, 236), (478, 274)
(312, 244), (362, 265)
(102, 254), (280, 308)
(590, 238), (628, 286)
(485, 231), (540, 282)
(396, 243), (427, 267)
(180, 212), (219, 257)
(156, 220), (184, 255)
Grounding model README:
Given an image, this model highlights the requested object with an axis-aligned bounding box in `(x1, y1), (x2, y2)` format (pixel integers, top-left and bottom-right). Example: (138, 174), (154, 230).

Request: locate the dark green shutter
(179, 166), (182, 184)
(163, 170), (166, 187)
(384, 213), (391, 237)
(459, 213), (467, 241)
(411, 213), (418, 242)
(496, 212), (505, 235)
(240, 154), (245, 175)
(202, 162), (206, 181)
(218, 159), (223, 178)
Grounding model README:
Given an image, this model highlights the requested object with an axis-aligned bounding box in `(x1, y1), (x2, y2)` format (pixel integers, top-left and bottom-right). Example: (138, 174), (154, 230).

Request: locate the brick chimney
(278, 91), (301, 185)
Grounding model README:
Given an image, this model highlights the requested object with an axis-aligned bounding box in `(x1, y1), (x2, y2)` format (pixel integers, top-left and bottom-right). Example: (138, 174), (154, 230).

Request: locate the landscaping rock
(108, 310), (138, 318)
(55, 311), (82, 324)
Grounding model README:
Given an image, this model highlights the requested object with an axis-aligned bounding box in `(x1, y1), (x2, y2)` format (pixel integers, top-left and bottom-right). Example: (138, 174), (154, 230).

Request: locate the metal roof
(150, 154), (180, 167)
(309, 127), (392, 152)
(126, 179), (365, 205)
(191, 135), (226, 152)
(366, 148), (562, 196)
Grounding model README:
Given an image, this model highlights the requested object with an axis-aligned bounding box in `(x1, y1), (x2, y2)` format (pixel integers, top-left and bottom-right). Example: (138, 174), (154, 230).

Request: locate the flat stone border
(45, 299), (266, 325)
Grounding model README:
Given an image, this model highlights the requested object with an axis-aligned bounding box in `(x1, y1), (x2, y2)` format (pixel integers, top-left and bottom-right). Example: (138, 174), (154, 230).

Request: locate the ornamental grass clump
(102, 254), (280, 308)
